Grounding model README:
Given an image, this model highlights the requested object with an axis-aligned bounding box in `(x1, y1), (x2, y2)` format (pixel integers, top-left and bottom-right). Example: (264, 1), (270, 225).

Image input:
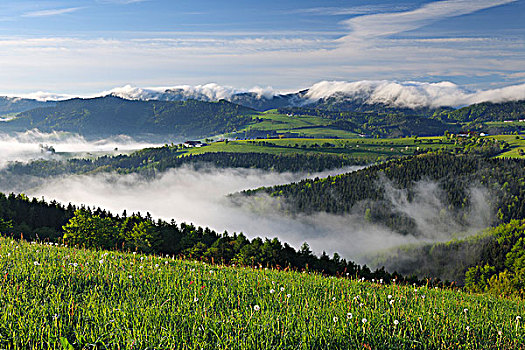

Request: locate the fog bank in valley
(0, 129), (163, 169)
(18, 165), (492, 263)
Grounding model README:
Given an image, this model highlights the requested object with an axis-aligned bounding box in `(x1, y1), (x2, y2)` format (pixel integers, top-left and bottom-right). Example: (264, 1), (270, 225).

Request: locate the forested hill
(6, 96), (254, 137)
(440, 100), (525, 122)
(3, 150), (364, 181)
(242, 152), (525, 234)
(0, 96), (54, 115)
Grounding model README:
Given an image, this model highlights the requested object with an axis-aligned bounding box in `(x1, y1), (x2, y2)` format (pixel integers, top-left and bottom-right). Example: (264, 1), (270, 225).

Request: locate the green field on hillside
(226, 111), (360, 139)
(0, 237), (523, 349)
(179, 134), (525, 161)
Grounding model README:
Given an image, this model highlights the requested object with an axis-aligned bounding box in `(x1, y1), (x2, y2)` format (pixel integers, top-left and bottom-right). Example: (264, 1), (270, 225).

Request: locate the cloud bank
(9, 80), (525, 109)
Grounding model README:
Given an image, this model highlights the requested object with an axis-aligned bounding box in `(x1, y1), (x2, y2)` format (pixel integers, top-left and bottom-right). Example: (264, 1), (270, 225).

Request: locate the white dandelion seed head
(394, 320), (399, 325)
(388, 295), (392, 299)
(333, 317), (338, 322)
(362, 318), (367, 324)
(286, 294), (291, 298)
(128, 275), (132, 279)
(254, 305), (260, 311)
(347, 313), (353, 319)
(270, 289), (275, 294)
(280, 287), (285, 292)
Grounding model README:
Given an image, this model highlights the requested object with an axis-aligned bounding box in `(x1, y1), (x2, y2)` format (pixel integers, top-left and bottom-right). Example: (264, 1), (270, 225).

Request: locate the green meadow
(0, 237), (523, 349)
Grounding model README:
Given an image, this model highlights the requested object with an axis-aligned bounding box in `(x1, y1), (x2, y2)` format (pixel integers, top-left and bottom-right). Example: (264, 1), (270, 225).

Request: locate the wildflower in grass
(254, 305), (260, 311)
(394, 320), (399, 326)
(362, 318), (367, 324)
(164, 261), (168, 265)
(421, 295), (425, 299)
(347, 313), (353, 320)
(333, 317), (338, 323)
(498, 331), (503, 336)
(33, 261), (40, 266)
(517, 316), (521, 320)
(194, 297), (199, 302)
(280, 287), (285, 292)
(464, 308), (468, 313)
(287, 294), (291, 298)
(466, 326), (470, 331)
(155, 264), (159, 268)
(128, 275), (132, 279)
(270, 289), (275, 294)
(388, 295), (392, 299)
(99, 259), (104, 265)
(332, 297), (336, 301)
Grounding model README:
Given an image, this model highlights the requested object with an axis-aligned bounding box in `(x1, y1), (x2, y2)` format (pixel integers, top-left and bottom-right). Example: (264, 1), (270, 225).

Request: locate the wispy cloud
(291, 5), (410, 16)
(341, 0), (517, 39)
(23, 7), (84, 18)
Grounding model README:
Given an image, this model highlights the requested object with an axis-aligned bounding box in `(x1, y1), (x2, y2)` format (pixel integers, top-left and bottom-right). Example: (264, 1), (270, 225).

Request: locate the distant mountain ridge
(6, 96), (254, 137)
(0, 97), (55, 116)
(4, 80), (525, 115)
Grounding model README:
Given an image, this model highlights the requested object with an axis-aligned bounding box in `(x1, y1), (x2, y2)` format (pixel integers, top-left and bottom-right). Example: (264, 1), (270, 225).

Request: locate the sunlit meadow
(0, 237), (523, 349)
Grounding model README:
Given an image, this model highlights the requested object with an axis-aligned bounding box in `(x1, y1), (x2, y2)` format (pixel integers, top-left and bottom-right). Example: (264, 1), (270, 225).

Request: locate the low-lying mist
(10, 164), (493, 265)
(0, 129), (163, 169)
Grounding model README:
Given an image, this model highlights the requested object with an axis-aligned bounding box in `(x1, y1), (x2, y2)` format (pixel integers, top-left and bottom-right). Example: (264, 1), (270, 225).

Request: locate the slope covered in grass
(0, 237), (523, 349)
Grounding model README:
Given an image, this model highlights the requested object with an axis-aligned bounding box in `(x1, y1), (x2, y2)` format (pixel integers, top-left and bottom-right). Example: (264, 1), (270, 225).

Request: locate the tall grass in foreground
(0, 237), (523, 349)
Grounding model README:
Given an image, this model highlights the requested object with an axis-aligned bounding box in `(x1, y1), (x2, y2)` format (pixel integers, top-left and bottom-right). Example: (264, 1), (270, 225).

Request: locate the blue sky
(0, 0), (523, 94)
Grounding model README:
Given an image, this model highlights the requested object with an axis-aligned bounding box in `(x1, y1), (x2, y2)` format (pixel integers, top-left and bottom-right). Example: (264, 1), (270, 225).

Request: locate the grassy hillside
(0, 237), (523, 349)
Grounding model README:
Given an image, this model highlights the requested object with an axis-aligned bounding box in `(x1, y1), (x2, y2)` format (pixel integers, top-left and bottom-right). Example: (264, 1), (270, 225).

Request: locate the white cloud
(23, 7), (84, 18)
(341, 0), (517, 39)
(304, 80), (525, 108)
(5, 80), (525, 109)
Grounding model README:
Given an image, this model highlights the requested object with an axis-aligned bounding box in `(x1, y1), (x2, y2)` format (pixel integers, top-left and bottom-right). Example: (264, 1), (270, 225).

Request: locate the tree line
(4, 150), (365, 178)
(0, 192), (417, 284)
